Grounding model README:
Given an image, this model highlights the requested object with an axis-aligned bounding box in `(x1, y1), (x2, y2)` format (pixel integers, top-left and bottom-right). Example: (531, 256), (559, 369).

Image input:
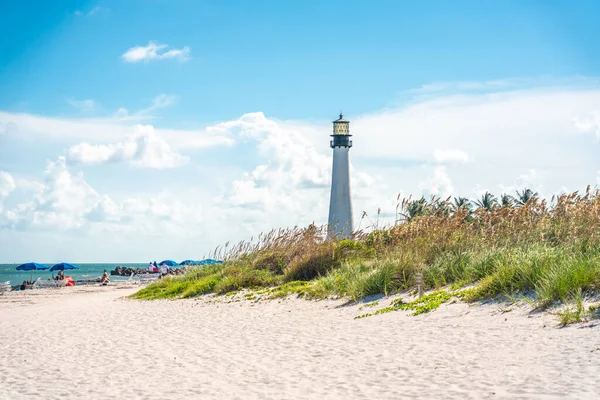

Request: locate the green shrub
(182, 275), (221, 298)
(213, 268), (280, 294)
(283, 245), (339, 282)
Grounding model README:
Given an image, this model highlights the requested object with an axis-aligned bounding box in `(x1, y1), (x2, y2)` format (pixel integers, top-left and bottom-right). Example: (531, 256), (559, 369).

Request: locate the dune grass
(130, 188), (600, 316)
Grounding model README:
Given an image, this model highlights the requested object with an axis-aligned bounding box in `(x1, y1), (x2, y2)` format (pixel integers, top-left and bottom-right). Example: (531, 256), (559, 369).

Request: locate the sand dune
(1, 285), (599, 399)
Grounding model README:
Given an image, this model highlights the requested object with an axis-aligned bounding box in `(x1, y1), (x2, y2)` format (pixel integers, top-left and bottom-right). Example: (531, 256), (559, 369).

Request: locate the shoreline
(2, 284), (599, 399)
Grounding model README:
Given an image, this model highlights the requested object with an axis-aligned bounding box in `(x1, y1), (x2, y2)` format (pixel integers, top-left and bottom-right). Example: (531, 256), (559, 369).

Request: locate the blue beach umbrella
(198, 259), (223, 265)
(159, 260), (178, 267)
(16, 262), (49, 271)
(179, 260), (198, 266)
(50, 262), (80, 271)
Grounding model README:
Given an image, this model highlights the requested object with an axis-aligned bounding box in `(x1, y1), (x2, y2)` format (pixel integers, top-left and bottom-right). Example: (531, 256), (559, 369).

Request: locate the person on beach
(148, 262), (154, 273)
(101, 269), (110, 285)
(20, 280), (33, 290)
(53, 270), (64, 281)
(160, 263), (169, 278)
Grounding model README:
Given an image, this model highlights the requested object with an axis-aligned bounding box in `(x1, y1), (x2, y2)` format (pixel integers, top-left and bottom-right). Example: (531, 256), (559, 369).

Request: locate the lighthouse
(327, 113), (354, 239)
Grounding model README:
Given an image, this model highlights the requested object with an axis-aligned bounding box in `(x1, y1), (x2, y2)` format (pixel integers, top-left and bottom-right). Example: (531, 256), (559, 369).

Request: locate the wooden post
(416, 272), (423, 298)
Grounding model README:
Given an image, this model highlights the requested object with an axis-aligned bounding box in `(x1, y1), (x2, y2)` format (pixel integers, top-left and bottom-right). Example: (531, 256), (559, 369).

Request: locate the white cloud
(0, 171), (16, 211)
(418, 166), (454, 198)
(66, 98), (96, 112)
(0, 158), (204, 233)
(136, 94), (177, 116)
(15, 178), (44, 193)
(574, 111), (600, 139)
(121, 41), (191, 63)
(497, 169), (544, 198)
(176, 112), (388, 234)
(0, 120), (16, 135)
(114, 107), (129, 118)
(410, 79), (516, 94)
(471, 184), (491, 199)
(2, 157), (102, 230)
(3, 78), (600, 261)
(433, 149), (469, 164)
(516, 169), (542, 191)
(66, 124), (189, 169)
(0, 108), (234, 151)
(218, 113), (335, 214)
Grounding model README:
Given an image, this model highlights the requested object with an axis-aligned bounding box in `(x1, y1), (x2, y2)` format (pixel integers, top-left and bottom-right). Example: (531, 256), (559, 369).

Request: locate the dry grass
(132, 187), (600, 308)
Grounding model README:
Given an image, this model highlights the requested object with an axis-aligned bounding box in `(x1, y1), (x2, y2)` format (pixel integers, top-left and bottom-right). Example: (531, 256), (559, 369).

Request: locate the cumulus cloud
(219, 113), (333, 212)
(2, 157), (103, 230)
(0, 171), (16, 211)
(196, 112), (389, 233)
(0, 157), (203, 233)
(497, 169), (545, 198)
(122, 41), (191, 63)
(66, 125), (189, 169)
(574, 110), (600, 139)
(0, 108), (234, 151)
(433, 149), (469, 164)
(3, 79), (600, 261)
(14, 178), (44, 193)
(418, 166), (454, 198)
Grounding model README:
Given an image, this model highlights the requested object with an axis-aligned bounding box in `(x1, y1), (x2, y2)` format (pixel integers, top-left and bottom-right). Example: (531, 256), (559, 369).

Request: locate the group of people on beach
(148, 261), (179, 279)
(20, 270), (67, 290)
(16, 269), (110, 291)
(148, 261), (171, 278)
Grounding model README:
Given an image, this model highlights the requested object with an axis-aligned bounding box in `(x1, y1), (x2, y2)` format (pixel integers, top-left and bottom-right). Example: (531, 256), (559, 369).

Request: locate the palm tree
(500, 193), (515, 208)
(452, 197), (472, 213)
(515, 188), (538, 206)
(474, 192), (498, 212)
(401, 197), (429, 221)
(432, 196), (452, 216)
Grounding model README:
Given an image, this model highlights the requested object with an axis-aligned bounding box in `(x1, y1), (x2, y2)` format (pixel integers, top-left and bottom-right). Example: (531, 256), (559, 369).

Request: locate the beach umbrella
(159, 260), (178, 267)
(49, 263), (79, 286)
(16, 262), (49, 271)
(50, 262), (80, 271)
(198, 259), (223, 265)
(16, 262), (49, 282)
(179, 260), (198, 266)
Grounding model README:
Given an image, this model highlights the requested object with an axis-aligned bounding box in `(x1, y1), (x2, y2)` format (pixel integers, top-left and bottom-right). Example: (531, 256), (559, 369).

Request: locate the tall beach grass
(132, 187), (600, 309)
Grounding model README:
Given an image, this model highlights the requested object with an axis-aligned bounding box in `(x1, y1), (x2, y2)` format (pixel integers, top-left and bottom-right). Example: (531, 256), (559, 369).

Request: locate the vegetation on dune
(131, 187), (600, 322)
(355, 290), (455, 319)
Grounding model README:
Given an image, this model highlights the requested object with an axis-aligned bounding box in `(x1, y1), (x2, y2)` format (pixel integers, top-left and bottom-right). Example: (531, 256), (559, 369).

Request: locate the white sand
(1, 285), (599, 399)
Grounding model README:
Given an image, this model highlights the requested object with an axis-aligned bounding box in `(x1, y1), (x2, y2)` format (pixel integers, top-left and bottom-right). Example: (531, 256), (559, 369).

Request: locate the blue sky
(3, 0), (600, 121)
(1, 0), (600, 262)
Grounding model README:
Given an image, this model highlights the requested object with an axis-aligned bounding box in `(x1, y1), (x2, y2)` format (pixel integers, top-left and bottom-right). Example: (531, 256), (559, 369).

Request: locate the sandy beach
(1, 284), (599, 400)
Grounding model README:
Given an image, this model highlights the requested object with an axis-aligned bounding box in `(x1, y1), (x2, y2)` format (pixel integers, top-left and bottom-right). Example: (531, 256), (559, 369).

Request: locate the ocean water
(0, 263), (149, 285)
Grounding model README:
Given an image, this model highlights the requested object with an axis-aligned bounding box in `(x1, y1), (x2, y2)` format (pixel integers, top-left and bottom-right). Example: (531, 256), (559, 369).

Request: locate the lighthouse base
(327, 147), (354, 240)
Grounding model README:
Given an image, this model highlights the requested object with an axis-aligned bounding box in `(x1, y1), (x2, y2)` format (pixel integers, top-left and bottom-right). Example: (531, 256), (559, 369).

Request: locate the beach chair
(36, 278), (64, 289)
(0, 281), (12, 294)
(139, 273), (158, 284)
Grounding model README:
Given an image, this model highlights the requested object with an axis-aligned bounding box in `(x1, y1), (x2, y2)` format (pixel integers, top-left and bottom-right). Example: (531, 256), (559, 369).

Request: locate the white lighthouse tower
(327, 113), (354, 239)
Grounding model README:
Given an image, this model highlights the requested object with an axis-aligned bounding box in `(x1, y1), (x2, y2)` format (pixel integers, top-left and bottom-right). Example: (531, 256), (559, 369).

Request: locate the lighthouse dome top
(332, 113), (349, 124)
